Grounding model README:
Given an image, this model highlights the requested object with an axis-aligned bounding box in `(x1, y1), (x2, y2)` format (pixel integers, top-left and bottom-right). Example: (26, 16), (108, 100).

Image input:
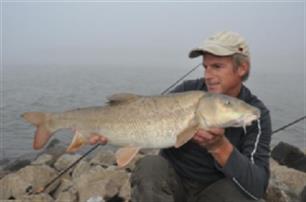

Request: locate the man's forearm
(209, 137), (234, 167)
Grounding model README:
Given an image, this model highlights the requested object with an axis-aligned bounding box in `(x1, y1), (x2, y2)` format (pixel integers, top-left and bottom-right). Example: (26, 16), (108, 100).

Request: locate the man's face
(203, 53), (244, 97)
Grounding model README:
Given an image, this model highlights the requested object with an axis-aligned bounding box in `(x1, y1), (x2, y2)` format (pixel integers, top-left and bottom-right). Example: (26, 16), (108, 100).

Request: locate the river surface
(1, 65), (305, 160)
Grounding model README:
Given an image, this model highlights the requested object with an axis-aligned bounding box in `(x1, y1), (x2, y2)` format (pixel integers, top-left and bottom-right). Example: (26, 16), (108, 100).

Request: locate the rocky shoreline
(1, 139), (305, 202)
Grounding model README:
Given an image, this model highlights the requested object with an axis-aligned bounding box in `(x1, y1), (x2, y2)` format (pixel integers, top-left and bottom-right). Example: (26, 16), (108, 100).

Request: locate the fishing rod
(34, 63), (305, 194)
(32, 144), (100, 194)
(271, 115), (305, 135)
(161, 63), (202, 95)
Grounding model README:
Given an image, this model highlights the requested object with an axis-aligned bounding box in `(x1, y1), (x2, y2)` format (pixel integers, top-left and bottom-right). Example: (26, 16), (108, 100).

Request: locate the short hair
(232, 53), (250, 81)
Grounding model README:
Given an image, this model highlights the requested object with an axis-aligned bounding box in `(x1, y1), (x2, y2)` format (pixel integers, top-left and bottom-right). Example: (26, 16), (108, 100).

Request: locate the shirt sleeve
(215, 108), (272, 199)
(170, 82), (185, 93)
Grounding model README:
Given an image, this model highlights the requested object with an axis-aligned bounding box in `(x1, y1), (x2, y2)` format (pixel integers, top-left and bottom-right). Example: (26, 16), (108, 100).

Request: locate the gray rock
(77, 179), (119, 202)
(0, 140), (65, 175)
(72, 159), (91, 179)
(0, 169), (10, 179)
(55, 186), (78, 202)
(2, 152), (37, 172)
(266, 179), (291, 202)
(54, 154), (82, 171)
(271, 141), (306, 172)
(52, 178), (73, 199)
(0, 165), (58, 199)
(86, 196), (105, 202)
(72, 165), (129, 201)
(32, 153), (54, 166)
(266, 159), (306, 202)
(106, 165), (117, 171)
(119, 177), (131, 202)
(89, 149), (116, 167)
(20, 193), (54, 202)
(301, 186), (306, 202)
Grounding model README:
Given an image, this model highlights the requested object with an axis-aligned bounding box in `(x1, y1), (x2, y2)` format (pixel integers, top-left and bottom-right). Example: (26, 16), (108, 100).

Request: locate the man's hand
(193, 128), (233, 167)
(89, 134), (108, 145)
(193, 128), (225, 152)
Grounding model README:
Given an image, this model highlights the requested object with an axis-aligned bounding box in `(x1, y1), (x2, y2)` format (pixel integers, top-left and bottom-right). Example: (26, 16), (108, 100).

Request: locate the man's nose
(204, 67), (213, 80)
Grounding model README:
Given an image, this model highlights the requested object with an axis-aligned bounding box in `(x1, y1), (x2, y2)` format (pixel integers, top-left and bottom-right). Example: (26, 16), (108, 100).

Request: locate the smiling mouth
(207, 84), (220, 91)
(207, 83), (219, 87)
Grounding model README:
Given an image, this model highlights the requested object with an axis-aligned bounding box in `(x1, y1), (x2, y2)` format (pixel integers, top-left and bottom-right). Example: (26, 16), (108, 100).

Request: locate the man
(91, 31), (272, 202)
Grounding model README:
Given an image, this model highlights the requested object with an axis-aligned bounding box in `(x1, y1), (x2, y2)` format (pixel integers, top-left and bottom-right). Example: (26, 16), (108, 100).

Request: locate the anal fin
(66, 130), (88, 153)
(115, 146), (140, 168)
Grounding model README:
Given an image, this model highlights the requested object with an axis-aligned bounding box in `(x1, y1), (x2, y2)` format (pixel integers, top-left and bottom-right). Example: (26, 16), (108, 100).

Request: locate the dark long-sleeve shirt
(161, 78), (272, 200)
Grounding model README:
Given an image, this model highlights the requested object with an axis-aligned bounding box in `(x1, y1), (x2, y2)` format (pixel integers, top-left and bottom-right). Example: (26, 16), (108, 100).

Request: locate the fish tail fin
(21, 112), (55, 150)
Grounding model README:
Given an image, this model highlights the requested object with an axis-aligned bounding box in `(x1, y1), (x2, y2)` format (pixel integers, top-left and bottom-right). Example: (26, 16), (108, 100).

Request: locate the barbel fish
(21, 91), (260, 167)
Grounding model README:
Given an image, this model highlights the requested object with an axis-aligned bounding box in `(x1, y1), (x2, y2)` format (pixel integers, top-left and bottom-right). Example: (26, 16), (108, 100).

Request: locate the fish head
(197, 93), (260, 129)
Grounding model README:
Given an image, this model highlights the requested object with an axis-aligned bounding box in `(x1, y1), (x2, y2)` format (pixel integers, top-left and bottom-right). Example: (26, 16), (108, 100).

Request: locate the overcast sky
(2, 1), (305, 73)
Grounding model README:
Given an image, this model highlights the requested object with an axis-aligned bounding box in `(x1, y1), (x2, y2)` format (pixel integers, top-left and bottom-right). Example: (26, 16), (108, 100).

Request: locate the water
(1, 65), (305, 160)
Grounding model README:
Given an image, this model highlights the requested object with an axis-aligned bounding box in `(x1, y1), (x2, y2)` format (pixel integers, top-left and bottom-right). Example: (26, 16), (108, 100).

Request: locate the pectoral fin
(66, 130), (88, 153)
(115, 146), (140, 168)
(175, 125), (199, 148)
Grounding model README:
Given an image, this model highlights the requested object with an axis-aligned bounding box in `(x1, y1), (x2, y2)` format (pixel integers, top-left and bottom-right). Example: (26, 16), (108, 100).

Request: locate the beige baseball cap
(189, 31), (250, 58)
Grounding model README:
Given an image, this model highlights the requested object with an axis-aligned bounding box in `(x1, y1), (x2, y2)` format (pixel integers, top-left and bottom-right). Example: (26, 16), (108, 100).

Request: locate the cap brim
(189, 49), (204, 58)
(189, 43), (237, 58)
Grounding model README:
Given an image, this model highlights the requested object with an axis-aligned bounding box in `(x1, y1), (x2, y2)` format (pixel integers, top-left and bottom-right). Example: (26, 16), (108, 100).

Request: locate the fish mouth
(237, 108), (260, 127)
(223, 114), (259, 128)
(240, 114), (259, 126)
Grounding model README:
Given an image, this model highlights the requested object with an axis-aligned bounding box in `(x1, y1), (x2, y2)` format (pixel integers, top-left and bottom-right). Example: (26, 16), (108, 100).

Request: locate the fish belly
(104, 130), (177, 149)
(96, 112), (193, 149)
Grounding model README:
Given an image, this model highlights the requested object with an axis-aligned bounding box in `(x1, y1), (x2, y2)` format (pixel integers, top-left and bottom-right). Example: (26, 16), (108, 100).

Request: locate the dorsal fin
(107, 93), (141, 105)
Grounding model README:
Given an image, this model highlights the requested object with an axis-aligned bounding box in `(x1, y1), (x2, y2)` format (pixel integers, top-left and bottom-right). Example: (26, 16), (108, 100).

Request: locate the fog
(3, 1), (304, 74)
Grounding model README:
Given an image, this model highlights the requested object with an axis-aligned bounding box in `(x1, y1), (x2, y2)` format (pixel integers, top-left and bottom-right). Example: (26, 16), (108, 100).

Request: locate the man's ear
(238, 62), (249, 78)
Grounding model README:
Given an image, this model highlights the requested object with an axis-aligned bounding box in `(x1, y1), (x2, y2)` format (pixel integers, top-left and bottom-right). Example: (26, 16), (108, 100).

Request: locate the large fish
(21, 91), (260, 167)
